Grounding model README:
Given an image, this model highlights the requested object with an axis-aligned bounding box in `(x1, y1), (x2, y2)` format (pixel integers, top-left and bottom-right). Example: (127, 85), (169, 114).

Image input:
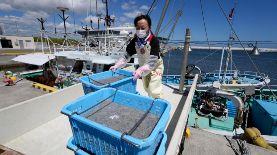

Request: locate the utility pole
(154, 0), (170, 36)
(179, 28), (191, 93)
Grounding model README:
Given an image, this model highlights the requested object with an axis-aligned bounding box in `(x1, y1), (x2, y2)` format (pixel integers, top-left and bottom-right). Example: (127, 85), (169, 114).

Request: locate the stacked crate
(62, 69), (171, 155)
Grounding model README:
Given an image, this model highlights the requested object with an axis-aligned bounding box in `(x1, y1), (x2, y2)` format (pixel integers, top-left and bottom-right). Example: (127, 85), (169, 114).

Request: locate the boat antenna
(57, 6), (70, 47)
(95, 0), (102, 30)
(82, 25), (90, 52)
(102, 0), (114, 27)
(54, 15), (57, 35)
(72, 0), (77, 34)
(89, 0), (93, 29)
(37, 17), (46, 31)
(37, 17), (46, 53)
(15, 20), (19, 36)
(96, 0), (99, 29)
(36, 17), (52, 53)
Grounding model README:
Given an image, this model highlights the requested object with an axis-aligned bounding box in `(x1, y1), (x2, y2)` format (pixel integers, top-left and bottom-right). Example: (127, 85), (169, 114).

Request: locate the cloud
(0, 0), (106, 36)
(83, 15), (105, 24)
(121, 2), (130, 10)
(56, 21), (74, 29)
(119, 17), (127, 22)
(1, 0), (105, 14)
(0, 13), (79, 36)
(121, 1), (149, 19)
(124, 10), (143, 19)
(0, 3), (14, 11)
(21, 11), (49, 25)
(140, 5), (150, 11)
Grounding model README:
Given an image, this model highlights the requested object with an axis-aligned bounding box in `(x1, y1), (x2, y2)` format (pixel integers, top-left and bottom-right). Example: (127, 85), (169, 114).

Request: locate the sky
(0, 0), (277, 44)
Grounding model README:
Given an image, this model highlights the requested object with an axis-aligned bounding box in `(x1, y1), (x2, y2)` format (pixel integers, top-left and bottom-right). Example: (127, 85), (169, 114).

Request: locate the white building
(0, 35), (35, 49)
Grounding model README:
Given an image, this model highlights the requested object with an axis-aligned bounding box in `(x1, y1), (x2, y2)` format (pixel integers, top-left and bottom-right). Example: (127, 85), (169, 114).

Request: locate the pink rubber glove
(109, 66), (118, 72)
(110, 58), (126, 72)
(133, 65), (151, 80)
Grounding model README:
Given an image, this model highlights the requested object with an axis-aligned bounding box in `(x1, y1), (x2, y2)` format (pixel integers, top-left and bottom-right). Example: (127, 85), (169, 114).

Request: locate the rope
(199, 0), (211, 50)
(194, 49), (221, 64)
(225, 136), (250, 155)
(159, 14), (178, 35)
(216, 0), (277, 99)
(225, 136), (240, 155)
(236, 139), (251, 155)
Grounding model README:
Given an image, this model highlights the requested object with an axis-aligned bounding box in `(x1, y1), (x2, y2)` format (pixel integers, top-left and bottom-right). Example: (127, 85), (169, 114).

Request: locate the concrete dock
(0, 73), (46, 109)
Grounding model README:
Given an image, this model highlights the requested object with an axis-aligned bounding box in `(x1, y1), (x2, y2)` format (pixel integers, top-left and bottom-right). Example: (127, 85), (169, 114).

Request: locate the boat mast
(103, 0), (110, 54)
(82, 25), (90, 52)
(96, 0), (99, 30)
(36, 18), (51, 54)
(222, 1), (238, 83)
(155, 0), (171, 36)
(105, 0), (109, 27)
(222, 43), (232, 83)
(218, 47), (225, 80)
(166, 10), (182, 43)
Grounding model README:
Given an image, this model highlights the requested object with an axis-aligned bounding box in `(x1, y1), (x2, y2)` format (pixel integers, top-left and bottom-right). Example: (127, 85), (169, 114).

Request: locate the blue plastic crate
(80, 69), (136, 94)
(61, 88), (171, 155)
(252, 100), (277, 136)
(67, 133), (167, 155)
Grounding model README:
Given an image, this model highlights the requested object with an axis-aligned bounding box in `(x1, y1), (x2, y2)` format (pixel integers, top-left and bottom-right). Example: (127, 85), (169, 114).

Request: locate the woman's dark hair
(134, 14), (152, 28)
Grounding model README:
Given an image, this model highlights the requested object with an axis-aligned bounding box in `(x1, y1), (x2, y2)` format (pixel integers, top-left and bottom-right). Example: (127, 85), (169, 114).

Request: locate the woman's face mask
(136, 29), (147, 38)
(136, 19), (150, 38)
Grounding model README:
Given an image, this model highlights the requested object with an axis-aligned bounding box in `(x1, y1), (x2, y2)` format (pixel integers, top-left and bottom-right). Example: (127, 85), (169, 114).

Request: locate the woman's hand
(133, 68), (143, 80)
(133, 65), (150, 80)
(109, 66), (117, 72)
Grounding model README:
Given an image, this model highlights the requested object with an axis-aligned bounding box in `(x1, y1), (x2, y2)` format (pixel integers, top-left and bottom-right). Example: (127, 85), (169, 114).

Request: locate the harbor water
(163, 49), (277, 85)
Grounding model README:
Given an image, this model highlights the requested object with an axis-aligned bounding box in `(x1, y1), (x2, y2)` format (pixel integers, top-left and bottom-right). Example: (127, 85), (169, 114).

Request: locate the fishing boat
(1, 0), (277, 155)
(11, 2), (138, 88)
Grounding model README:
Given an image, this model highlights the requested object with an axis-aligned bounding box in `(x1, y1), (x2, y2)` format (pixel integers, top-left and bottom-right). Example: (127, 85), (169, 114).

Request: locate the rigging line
(165, 25), (177, 75)
(216, 0), (259, 73)
(199, 0), (211, 50)
(159, 0), (185, 35)
(159, 14), (177, 35)
(147, 0), (158, 15)
(216, 0), (277, 99)
(194, 49), (221, 64)
(227, 0), (238, 71)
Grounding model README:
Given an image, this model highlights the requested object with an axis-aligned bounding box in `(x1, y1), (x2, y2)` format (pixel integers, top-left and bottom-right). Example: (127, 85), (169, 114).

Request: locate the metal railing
(166, 74), (198, 155)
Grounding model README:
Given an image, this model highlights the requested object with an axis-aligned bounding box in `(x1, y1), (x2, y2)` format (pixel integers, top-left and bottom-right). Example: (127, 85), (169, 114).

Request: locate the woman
(110, 14), (164, 98)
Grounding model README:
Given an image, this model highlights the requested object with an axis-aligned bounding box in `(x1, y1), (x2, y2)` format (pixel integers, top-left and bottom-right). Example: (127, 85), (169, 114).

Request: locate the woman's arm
(133, 37), (161, 79)
(140, 37), (161, 76)
(110, 38), (137, 70)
